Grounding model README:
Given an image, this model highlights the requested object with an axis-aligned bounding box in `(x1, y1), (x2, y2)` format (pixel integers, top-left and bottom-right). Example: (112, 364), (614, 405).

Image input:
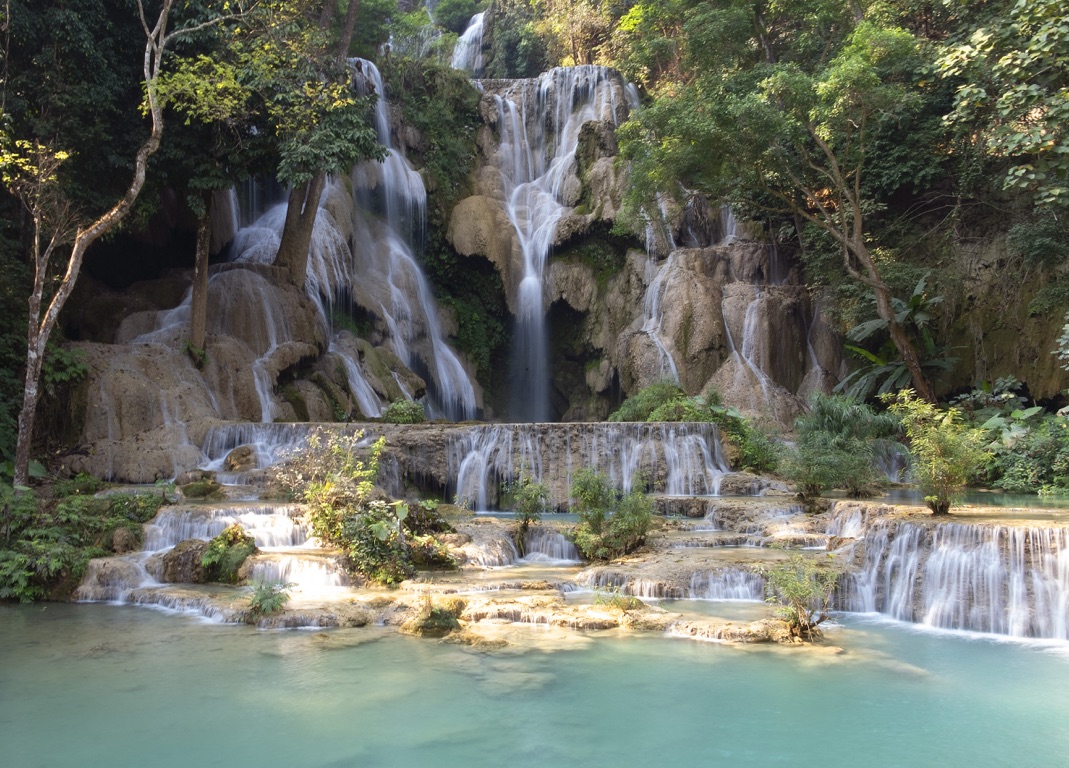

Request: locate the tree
(617, 2), (942, 400)
(273, 0), (383, 288)
(938, 0), (1069, 210)
(764, 552), (838, 640)
(0, 0), (258, 488)
(884, 389), (989, 515)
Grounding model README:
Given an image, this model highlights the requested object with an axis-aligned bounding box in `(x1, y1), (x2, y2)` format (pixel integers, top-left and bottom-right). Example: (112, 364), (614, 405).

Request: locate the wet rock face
(159, 539), (210, 584)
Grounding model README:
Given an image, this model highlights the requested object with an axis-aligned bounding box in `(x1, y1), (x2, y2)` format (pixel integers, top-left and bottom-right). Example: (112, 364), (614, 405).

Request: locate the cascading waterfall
(829, 507), (1069, 639)
(638, 197), (682, 382)
(449, 422), (728, 510)
(687, 569), (766, 601)
(349, 59), (477, 420)
(451, 12), (485, 74)
(487, 66), (637, 420)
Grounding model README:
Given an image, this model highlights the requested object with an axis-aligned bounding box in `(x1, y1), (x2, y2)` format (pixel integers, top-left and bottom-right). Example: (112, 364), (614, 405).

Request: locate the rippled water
(2, 604), (1068, 767)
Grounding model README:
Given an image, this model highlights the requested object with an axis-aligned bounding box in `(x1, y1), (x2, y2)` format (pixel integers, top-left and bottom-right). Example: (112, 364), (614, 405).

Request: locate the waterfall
(451, 12), (485, 74)
(522, 528), (581, 564)
(829, 507), (1069, 639)
(143, 503), (309, 551)
(350, 59), (478, 421)
(486, 66), (637, 421)
(687, 569), (766, 601)
(448, 422), (728, 510)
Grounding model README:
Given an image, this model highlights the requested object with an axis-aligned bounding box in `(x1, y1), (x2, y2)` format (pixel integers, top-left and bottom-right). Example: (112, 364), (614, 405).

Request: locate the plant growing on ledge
(569, 469), (652, 561)
(884, 390), (990, 515)
(504, 471), (550, 552)
(201, 524), (257, 583)
(247, 580), (292, 620)
(764, 552), (839, 641)
(382, 400), (426, 424)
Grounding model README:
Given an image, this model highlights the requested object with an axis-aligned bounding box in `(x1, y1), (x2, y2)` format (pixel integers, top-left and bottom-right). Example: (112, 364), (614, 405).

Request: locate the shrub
(569, 469), (652, 561)
(610, 383), (780, 473)
(0, 483), (170, 601)
(884, 390), (990, 514)
(783, 394), (900, 499)
(201, 524), (257, 583)
(275, 431), (456, 584)
(503, 472), (549, 542)
(764, 552), (839, 640)
(382, 400), (426, 424)
(608, 381), (685, 422)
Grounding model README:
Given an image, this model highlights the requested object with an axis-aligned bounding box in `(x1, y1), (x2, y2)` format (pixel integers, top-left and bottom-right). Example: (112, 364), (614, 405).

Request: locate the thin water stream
(3, 604), (1068, 767)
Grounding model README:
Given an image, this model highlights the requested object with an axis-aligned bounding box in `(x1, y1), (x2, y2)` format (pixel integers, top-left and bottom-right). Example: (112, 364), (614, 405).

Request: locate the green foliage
(1006, 215), (1069, 269)
(0, 482), (169, 601)
(342, 500), (414, 584)
(201, 524), (257, 583)
(884, 390), (990, 514)
(435, 0), (484, 34)
(783, 394), (901, 499)
(483, 0), (549, 78)
(569, 469), (652, 561)
(938, 0), (1069, 209)
(382, 400), (426, 424)
(383, 59), (480, 212)
(247, 580), (292, 619)
(1056, 313), (1069, 374)
(764, 552), (839, 640)
(275, 431), (454, 584)
(609, 383), (779, 473)
(954, 380), (1069, 495)
(504, 472), (549, 542)
(608, 381), (686, 422)
(403, 499), (455, 536)
(835, 274), (955, 400)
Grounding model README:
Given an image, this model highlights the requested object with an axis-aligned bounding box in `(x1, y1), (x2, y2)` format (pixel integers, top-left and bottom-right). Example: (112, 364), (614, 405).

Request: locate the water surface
(2, 604), (1067, 767)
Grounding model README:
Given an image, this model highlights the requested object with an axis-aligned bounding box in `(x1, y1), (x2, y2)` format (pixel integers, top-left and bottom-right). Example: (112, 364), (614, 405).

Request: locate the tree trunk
(189, 191), (212, 361)
(842, 234), (937, 403)
(12, 0), (177, 487)
(336, 0), (361, 59)
(275, 174), (326, 288)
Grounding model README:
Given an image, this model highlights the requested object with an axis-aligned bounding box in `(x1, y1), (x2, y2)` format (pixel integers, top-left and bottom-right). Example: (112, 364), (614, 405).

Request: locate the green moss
(281, 384), (310, 422)
(180, 479), (223, 499)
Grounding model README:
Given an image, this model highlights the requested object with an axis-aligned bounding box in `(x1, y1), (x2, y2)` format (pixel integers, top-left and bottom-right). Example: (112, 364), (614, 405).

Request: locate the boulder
(159, 539), (210, 584)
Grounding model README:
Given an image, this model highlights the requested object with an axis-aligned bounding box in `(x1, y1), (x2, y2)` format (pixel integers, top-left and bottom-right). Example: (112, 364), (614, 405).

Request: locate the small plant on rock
(504, 471), (549, 549)
(884, 390), (990, 514)
(764, 552), (839, 640)
(570, 469), (652, 561)
(201, 524), (257, 583)
(382, 400), (426, 424)
(247, 580), (291, 620)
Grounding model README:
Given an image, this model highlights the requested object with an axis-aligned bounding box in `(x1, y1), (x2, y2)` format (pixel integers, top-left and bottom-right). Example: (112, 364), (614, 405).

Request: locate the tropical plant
(764, 552), (839, 640)
(784, 394), (901, 500)
(0, 483), (169, 601)
(884, 390), (990, 514)
(835, 274), (955, 401)
(247, 580), (292, 619)
(937, 0), (1069, 209)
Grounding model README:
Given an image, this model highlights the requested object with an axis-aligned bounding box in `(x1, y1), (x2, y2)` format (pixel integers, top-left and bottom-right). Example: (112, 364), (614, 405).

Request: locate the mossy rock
(400, 597), (467, 638)
(180, 479), (224, 500)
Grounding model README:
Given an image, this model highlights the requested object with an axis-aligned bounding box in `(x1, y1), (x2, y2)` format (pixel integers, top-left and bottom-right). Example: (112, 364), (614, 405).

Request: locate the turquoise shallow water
(2, 604), (1068, 768)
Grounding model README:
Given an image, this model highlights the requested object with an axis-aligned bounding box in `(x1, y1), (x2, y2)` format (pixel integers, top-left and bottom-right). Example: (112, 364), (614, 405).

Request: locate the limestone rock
(159, 539), (210, 584)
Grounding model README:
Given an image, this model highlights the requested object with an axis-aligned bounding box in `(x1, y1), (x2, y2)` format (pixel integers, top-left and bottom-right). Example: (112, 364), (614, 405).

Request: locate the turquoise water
(3, 604), (1069, 767)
